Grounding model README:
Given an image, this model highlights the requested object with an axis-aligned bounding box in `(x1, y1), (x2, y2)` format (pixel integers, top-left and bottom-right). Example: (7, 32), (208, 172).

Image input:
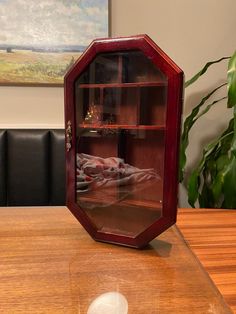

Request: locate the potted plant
(179, 51), (236, 208)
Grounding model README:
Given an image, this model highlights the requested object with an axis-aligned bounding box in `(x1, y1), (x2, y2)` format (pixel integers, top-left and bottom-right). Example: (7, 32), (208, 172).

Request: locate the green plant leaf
(216, 154), (229, 171)
(199, 183), (211, 208)
(185, 57), (230, 88)
(195, 97), (227, 120)
(187, 170), (199, 207)
(229, 106), (236, 158)
(187, 141), (217, 207)
(181, 51), (236, 208)
(211, 170), (224, 205)
(179, 84), (227, 182)
(222, 156), (236, 208)
(227, 50), (236, 108)
(186, 122), (234, 207)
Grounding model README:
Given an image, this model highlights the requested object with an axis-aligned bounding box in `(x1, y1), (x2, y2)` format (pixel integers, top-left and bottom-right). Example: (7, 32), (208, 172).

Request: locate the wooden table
(0, 206), (233, 313)
(177, 208), (236, 314)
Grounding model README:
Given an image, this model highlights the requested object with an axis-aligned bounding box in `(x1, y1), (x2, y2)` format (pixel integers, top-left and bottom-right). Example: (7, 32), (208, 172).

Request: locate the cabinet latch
(66, 120), (72, 152)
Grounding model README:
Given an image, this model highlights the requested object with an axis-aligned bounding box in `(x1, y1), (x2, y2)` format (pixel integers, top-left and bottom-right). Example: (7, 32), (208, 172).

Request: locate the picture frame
(0, 0), (110, 87)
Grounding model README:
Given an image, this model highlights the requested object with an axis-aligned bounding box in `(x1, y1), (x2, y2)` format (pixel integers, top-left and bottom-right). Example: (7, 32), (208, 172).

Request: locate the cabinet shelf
(78, 124), (166, 130)
(78, 81), (167, 89)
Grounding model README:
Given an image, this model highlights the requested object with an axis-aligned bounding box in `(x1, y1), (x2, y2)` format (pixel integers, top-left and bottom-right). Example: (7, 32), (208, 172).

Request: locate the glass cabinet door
(74, 50), (168, 237)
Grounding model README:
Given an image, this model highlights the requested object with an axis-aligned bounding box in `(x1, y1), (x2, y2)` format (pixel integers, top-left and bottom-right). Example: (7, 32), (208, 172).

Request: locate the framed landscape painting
(0, 0), (109, 86)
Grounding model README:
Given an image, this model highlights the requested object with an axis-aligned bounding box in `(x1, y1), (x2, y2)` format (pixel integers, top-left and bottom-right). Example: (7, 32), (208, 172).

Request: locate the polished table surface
(0, 206), (234, 313)
(177, 208), (236, 314)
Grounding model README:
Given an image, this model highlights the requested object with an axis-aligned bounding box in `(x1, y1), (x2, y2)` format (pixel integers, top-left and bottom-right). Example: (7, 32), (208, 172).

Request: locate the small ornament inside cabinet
(64, 34), (184, 248)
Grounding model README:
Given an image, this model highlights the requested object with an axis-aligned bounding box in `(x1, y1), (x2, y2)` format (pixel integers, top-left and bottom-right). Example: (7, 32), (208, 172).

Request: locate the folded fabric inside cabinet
(76, 153), (160, 192)
(76, 153), (161, 209)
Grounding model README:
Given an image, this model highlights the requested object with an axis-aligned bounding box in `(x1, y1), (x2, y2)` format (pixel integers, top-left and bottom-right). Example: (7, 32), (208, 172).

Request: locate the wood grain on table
(177, 208), (236, 314)
(0, 206), (233, 313)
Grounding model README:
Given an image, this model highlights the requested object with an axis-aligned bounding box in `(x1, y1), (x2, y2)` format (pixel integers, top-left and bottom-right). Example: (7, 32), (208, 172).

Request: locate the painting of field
(0, 50), (82, 85)
(0, 0), (109, 85)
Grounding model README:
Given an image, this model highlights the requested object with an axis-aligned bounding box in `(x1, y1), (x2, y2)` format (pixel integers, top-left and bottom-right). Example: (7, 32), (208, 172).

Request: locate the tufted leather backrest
(0, 130), (6, 206)
(0, 129), (65, 206)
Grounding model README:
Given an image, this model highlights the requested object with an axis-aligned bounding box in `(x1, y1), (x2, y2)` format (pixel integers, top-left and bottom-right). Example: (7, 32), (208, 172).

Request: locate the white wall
(0, 86), (64, 128)
(112, 0), (236, 207)
(0, 0), (235, 206)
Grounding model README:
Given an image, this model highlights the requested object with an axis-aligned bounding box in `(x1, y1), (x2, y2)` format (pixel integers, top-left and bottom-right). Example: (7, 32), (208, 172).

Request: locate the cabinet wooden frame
(64, 34), (183, 248)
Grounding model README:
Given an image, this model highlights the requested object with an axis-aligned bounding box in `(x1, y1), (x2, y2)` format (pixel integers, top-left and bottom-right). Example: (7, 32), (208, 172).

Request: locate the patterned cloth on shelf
(76, 153), (160, 192)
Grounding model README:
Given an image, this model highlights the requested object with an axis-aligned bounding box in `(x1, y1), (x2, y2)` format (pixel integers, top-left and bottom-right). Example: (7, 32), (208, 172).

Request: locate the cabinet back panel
(125, 130), (165, 177)
(78, 136), (118, 158)
(140, 87), (167, 125)
(122, 51), (167, 83)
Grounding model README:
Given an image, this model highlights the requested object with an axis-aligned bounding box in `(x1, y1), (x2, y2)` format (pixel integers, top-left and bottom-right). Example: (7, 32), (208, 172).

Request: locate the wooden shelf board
(78, 81), (167, 89)
(78, 124), (166, 130)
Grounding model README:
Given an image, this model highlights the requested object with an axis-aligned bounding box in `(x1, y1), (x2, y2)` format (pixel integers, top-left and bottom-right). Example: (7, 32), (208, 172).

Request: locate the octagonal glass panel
(75, 50), (167, 237)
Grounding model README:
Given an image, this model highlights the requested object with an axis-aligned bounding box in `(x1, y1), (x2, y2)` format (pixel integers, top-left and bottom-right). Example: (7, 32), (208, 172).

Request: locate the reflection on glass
(77, 152), (160, 196)
(77, 152), (161, 208)
(87, 292), (128, 314)
(76, 129), (164, 237)
(84, 102), (102, 125)
(75, 50), (167, 237)
(69, 226), (231, 313)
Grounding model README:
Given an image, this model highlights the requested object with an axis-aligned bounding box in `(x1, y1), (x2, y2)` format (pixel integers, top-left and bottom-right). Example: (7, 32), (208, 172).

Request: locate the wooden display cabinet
(64, 34), (183, 248)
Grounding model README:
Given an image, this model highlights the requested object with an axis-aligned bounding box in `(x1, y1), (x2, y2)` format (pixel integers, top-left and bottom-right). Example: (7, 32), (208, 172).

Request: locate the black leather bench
(0, 129), (65, 206)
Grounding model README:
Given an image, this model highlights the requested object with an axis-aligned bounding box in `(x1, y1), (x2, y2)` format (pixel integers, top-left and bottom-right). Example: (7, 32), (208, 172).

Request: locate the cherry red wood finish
(64, 34), (184, 248)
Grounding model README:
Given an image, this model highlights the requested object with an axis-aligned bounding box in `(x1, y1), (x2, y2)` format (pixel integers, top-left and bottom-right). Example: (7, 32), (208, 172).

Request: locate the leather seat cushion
(7, 130), (50, 206)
